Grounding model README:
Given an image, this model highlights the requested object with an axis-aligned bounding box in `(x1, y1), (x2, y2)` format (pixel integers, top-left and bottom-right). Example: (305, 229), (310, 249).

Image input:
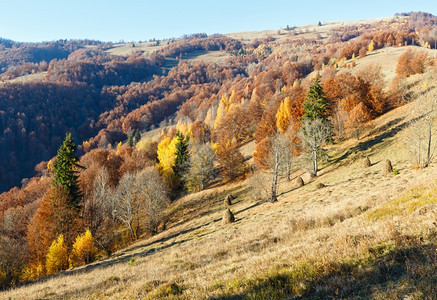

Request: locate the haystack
(295, 177), (304, 187)
(222, 208), (235, 224)
(316, 183), (325, 189)
(382, 159), (393, 175)
(224, 194), (234, 206)
(363, 156), (371, 168)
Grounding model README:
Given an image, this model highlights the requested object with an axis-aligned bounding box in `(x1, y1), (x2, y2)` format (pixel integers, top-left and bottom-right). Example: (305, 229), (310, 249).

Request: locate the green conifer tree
(134, 129), (141, 144)
(172, 132), (190, 180)
(302, 77), (329, 121)
(127, 135), (133, 147)
(52, 132), (83, 209)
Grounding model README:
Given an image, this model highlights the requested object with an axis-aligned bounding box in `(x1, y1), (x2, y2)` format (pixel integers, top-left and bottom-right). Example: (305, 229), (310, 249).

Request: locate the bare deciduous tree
(0, 236), (27, 289)
(298, 118), (332, 177)
(249, 168), (270, 202)
(409, 85), (437, 168)
(136, 167), (169, 235)
(113, 167), (168, 238)
(256, 133), (296, 202)
(84, 167), (111, 237)
(331, 103), (348, 141)
(280, 128), (298, 181)
(269, 136), (284, 202)
(183, 142), (216, 192)
(113, 172), (140, 239)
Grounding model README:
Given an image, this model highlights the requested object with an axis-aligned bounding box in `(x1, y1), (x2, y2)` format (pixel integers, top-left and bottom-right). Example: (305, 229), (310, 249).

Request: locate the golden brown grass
(224, 17), (396, 45)
(347, 46), (437, 83)
(105, 42), (231, 66)
(105, 42), (166, 56)
(0, 72), (46, 85)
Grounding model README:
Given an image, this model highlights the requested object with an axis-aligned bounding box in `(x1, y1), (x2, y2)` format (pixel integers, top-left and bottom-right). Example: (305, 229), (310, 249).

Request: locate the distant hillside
(0, 39), (103, 74)
(0, 13), (436, 191)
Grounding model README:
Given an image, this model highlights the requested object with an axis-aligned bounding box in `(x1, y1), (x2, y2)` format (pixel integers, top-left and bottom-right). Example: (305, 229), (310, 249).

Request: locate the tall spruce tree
(52, 132), (83, 209)
(134, 129), (141, 144)
(127, 135), (134, 147)
(172, 132), (190, 180)
(302, 77), (329, 121)
(300, 77), (332, 176)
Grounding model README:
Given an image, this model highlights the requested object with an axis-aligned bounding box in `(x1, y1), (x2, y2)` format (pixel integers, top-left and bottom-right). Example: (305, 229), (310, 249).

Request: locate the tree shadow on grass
(210, 235), (437, 299)
(21, 216), (225, 292)
(332, 117), (408, 166)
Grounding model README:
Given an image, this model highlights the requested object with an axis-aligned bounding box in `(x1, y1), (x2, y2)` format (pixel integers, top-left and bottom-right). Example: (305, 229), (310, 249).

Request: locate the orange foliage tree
(216, 139), (246, 181)
(26, 187), (82, 272)
(396, 49), (428, 77)
(346, 102), (371, 139)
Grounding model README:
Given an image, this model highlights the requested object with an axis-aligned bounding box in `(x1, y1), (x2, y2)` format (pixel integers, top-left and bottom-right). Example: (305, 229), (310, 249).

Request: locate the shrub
(396, 49), (428, 77)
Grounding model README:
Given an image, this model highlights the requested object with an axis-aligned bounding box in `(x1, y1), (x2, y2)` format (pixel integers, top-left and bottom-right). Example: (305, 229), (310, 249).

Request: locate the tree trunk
(271, 172), (278, 202)
(286, 163), (291, 181)
(271, 152), (279, 202)
(426, 122), (432, 167)
(312, 148), (318, 176)
(127, 221), (135, 239)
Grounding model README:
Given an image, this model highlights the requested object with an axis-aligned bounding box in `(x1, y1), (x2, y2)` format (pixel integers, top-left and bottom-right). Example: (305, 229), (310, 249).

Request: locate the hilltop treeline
(157, 34), (243, 57)
(0, 39), (103, 74)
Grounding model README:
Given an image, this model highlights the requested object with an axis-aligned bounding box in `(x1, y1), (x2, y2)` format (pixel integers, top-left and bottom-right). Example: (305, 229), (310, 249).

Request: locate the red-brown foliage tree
(216, 139), (246, 181)
(396, 49), (428, 77)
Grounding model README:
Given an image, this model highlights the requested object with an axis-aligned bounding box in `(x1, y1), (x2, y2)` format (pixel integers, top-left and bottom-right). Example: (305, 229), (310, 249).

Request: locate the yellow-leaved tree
(21, 262), (44, 281)
(176, 121), (192, 138)
(46, 234), (68, 275)
(276, 97), (292, 133)
(157, 136), (178, 185)
(368, 40), (374, 52)
(214, 93), (231, 129)
(69, 229), (97, 268)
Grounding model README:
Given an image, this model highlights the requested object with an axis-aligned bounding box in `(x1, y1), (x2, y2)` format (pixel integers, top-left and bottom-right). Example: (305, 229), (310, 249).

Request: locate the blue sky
(0, 0), (436, 42)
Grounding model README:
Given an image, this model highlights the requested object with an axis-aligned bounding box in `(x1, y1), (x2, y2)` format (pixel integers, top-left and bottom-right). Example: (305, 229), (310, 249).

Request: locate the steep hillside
(2, 78), (436, 299)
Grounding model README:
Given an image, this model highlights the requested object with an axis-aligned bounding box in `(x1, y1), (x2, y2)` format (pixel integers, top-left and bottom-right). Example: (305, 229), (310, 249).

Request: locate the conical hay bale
(224, 194), (234, 206)
(296, 177), (304, 187)
(222, 208), (235, 224)
(316, 183), (325, 189)
(363, 156), (371, 168)
(382, 159), (393, 175)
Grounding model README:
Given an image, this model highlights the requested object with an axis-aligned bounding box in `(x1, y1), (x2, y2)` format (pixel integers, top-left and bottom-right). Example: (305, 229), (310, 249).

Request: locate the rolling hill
(1, 12), (437, 299)
(2, 71), (436, 299)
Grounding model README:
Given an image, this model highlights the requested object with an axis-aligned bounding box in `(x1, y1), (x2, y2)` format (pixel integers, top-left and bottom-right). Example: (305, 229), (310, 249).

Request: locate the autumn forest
(1, 11), (437, 298)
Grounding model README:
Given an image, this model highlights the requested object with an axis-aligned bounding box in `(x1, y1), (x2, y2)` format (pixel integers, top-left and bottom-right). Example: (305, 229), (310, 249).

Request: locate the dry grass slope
(2, 72), (437, 299)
